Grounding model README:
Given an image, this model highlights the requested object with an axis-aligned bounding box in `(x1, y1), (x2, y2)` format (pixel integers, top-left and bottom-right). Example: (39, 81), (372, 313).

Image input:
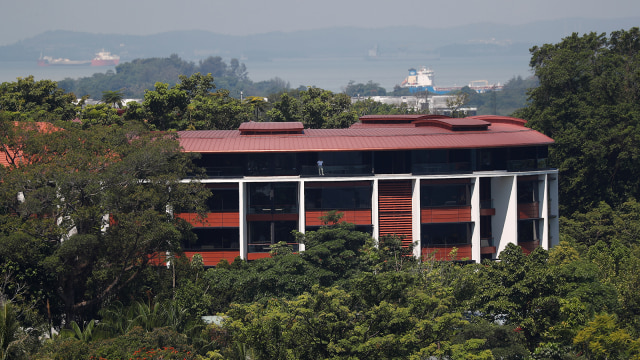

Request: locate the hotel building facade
(175, 115), (558, 266)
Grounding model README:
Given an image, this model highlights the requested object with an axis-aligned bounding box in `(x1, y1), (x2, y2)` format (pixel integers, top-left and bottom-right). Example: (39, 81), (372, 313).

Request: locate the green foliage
(0, 76), (78, 121)
(343, 80), (387, 97)
(58, 54), (288, 99)
(127, 73), (252, 131)
(515, 28), (640, 215)
(0, 301), (27, 360)
(465, 75), (539, 116)
(39, 326), (197, 360)
(573, 313), (640, 359)
(0, 122), (209, 324)
(60, 319), (96, 343)
(101, 89), (124, 108)
(351, 97), (421, 115)
(78, 103), (122, 127)
(266, 88), (358, 128)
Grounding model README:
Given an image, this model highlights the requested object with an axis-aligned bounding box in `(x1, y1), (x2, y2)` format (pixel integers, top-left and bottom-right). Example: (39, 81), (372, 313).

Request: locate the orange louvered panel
(247, 253), (272, 261)
(422, 244), (472, 261)
(378, 180), (413, 246)
(175, 212), (240, 227)
(421, 207), (471, 223)
(480, 246), (496, 254)
(518, 202), (539, 219)
(183, 251), (240, 266)
(305, 210), (372, 226)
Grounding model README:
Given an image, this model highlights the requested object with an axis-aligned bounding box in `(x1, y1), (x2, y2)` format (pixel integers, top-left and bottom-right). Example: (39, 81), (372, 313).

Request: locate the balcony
(507, 158), (548, 171)
(518, 202), (540, 219)
(413, 162), (472, 175)
(480, 237), (496, 255)
(301, 164), (372, 177)
(480, 199), (495, 216)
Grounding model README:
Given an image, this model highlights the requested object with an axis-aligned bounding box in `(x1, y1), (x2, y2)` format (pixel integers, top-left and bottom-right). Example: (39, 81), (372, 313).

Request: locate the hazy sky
(2, 0), (639, 46)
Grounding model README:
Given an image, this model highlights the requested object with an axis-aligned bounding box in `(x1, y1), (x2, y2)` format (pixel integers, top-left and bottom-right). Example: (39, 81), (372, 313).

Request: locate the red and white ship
(91, 51), (120, 66)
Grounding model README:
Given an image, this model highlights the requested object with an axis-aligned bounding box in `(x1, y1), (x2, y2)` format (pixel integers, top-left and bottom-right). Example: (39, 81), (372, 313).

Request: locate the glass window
(185, 228), (239, 250)
(249, 182), (298, 214)
(517, 181), (539, 204)
(421, 183), (470, 207)
(193, 154), (244, 177)
(248, 221), (298, 252)
(421, 223), (472, 246)
(305, 186), (372, 210)
(206, 188), (239, 211)
(518, 219), (540, 243)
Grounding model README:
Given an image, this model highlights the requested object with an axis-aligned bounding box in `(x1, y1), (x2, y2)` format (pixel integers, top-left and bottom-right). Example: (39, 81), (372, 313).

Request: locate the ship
(91, 50), (120, 66)
(401, 66), (503, 94)
(37, 50), (120, 67)
(38, 55), (91, 66)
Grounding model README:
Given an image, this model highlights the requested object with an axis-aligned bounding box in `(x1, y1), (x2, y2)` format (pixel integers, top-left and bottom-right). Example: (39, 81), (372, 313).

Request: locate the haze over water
(0, 54), (531, 95)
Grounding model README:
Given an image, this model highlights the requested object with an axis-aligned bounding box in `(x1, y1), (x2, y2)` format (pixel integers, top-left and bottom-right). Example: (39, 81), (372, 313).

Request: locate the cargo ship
(38, 55), (90, 66)
(91, 50), (120, 66)
(401, 66), (502, 94)
(37, 50), (120, 67)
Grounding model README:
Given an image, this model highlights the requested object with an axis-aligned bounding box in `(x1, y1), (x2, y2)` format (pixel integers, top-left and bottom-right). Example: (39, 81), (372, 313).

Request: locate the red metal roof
(178, 116), (553, 153)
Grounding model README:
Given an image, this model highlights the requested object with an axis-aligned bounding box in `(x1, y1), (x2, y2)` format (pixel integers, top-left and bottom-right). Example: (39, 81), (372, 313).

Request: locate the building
(351, 95), (478, 115)
(175, 114), (558, 266)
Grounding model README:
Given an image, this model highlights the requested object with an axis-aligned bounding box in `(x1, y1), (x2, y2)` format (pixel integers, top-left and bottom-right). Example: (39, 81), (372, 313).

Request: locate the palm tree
(60, 320), (96, 343)
(0, 301), (25, 360)
(245, 96), (268, 122)
(101, 90), (124, 109)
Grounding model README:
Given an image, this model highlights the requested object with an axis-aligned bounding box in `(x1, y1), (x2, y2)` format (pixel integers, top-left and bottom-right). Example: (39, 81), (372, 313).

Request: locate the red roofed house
(175, 114), (559, 266)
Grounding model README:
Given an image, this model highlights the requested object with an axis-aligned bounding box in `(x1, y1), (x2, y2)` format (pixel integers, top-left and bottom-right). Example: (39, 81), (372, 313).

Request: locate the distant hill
(1, 18), (638, 63)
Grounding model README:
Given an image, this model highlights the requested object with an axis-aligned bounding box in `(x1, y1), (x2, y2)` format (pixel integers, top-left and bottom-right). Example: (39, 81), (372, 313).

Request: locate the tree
(573, 313), (640, 359)
(0, 76), (78, 121)
(266, 92), (302, 122)
(0, 301), (27, 360)
(299, 87), (357, 129)
(515, 28), (640, 215)
(101, 90), (124, 108)
(245, 96), (268, 122)
(0, 122), (209, 324)
(142, 82), (190, 130)
(343, 80), (387, 97)
(445, 91), (471, 118)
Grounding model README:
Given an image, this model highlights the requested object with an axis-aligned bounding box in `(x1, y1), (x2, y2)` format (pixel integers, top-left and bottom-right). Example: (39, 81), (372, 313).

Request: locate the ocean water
(0, 55), (533, 93)
(242, 55), (534, 92)
(0, 61), (117, 84)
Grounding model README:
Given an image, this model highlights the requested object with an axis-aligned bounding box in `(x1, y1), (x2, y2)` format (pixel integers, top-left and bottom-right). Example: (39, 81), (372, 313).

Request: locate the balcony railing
(248, 242), (300, 253)
(507, 159), (548, 171)
(480, 237), (494, 247)
(480, 199), (494, 209)
(412, 162), (472, 175)
(247, 205), (298, 214)
(301, 165), (372, 177)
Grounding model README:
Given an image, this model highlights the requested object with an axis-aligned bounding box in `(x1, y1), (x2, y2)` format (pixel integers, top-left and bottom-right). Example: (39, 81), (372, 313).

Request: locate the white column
(372, 179), (379, 243)
(412, 178), (421, 258)
(548, 171), (560, 247)
(470, 177), (481, 262)
(239, 181), (247, 260)
(540, 174), (549, 250)
(298, 180), (306, 252)
(492, 175), (518, 255)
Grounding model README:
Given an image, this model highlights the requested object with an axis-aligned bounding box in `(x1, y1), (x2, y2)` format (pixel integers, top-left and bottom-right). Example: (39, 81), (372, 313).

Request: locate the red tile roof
(178, 116), (553, 154)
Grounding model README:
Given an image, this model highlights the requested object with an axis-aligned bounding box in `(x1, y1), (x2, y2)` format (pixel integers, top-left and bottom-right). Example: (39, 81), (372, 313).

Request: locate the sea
(0, 55), (533, 94)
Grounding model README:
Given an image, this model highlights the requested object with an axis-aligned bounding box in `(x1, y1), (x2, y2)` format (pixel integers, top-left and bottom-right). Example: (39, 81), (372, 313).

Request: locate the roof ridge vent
(414, 117), (490, 131)
(239, 121), (305, 135)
